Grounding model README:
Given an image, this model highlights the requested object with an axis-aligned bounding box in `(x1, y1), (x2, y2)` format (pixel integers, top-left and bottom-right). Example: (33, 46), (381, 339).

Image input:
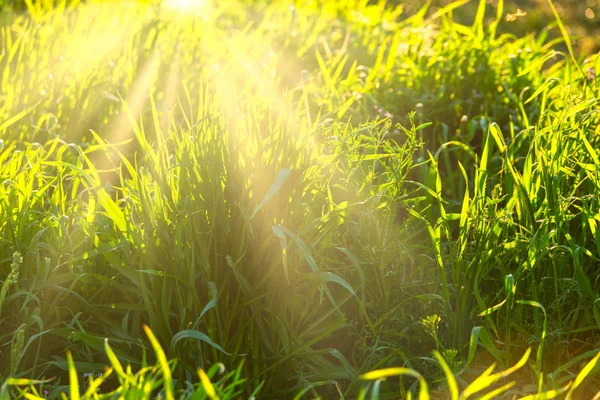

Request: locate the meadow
(1, 0), (600, 398)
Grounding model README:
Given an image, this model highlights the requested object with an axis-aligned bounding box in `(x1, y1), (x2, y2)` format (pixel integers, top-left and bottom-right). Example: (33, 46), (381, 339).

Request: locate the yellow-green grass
(1, 0), (600, 398)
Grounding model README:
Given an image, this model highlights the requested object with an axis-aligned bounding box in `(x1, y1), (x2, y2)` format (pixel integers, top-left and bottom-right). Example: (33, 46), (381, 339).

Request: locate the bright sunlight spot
(165, 0), (208, 12)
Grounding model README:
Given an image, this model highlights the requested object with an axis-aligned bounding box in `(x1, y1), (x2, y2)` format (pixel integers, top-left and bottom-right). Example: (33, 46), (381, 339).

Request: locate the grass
(1, 0), (600, 398)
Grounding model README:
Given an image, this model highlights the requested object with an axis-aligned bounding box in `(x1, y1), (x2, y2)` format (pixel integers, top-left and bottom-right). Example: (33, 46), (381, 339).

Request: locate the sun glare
(165, 0), (206, 12)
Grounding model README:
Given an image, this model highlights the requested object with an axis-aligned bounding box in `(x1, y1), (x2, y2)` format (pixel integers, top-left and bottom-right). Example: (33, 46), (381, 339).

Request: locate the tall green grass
(1, 0), (600, 398)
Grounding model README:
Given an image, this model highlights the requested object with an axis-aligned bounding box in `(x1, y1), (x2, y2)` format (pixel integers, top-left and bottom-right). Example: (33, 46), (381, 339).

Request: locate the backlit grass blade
(143, 325), (174, 400)
(566, 350), (600, 400)
(516, 300), (547, 373)
(360, 367), (429, 400)
(66, 352), (80, 400)
(461, 348), (531, 399)
(546, 0), (589, 87)
(104, 339), (130, 384)
(478, 381), (515, 400)
(198, 368), (219, 400)
(433, 351), (458, 400)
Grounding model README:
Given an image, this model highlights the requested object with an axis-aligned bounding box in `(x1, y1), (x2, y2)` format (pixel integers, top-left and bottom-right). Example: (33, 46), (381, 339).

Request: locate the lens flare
(165, 0), (207, 12)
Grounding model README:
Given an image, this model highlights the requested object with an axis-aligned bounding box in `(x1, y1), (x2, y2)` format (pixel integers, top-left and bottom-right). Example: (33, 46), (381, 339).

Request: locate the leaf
(466, 326), (482, 368)
(82, 368), (113, 399)
(488, 123), (507, 153)
(3, 378), (53, 386)
(516, 300), (547, 372)
(316, 50), (338, 97)
(407, 208), (449, 302)
(104, 339), (126, 379)
(337, 94), (356, 120)
(360, 367), (429, 400)
(478, 299), (506, 317)
(467, 326), (504, 368)
(472, 0), (486, 39)
(479, 381), (516, 400)
(198, 368), (219, 400)
(361, 368), (416, 381)
(433, 351), (458, 400)
(67, 352), (80, 400)
(434, 141), (477, 162)
(302, 271), (356, 297)
(143, 325), (174, 400)
(97, 189), (127, 233)
(476, 125), (494, 198)
(171, 329), (237, 356)
(462, 348), (531, 398)
(580, 130), (600, 166)
(329, 348), (357, 378)
(272, 225), (286, 239)
(546, 0), (588, 84)
(250, 168), (291, 219)
(519, 384), (570, 400)
(0, 108), (30, 132)
(566, 350), (600, 399)
(199, 282), (218, 320)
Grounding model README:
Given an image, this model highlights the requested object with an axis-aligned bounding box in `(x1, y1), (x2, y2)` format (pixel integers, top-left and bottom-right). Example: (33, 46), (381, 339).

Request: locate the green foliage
(1, 0), (600, 398)
(2, 327), (599, 399)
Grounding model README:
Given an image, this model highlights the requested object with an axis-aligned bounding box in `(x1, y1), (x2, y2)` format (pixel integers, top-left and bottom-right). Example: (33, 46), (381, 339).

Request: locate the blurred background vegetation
(2, 0), (599, 53)
(421, 0), (600, 54)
